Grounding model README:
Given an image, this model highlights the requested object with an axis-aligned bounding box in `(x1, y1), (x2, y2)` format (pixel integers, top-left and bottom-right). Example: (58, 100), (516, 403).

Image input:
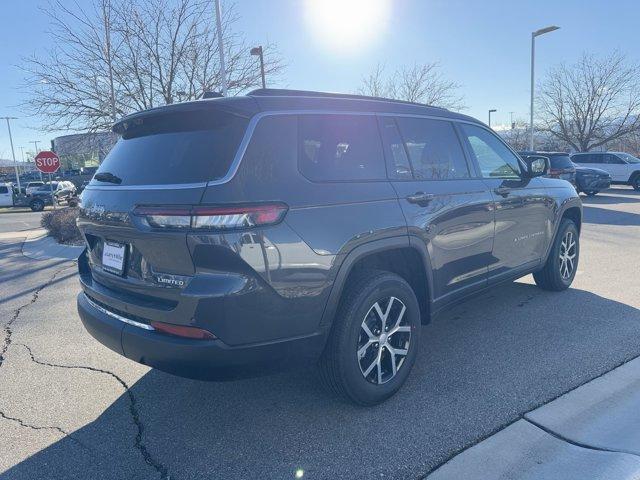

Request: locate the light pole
(530, 25), (560, 150)
(1, 116), (21, 192)
(214, 0), (228, 96)
(250, 46), (266, 89)
(488, 109), (497, 128)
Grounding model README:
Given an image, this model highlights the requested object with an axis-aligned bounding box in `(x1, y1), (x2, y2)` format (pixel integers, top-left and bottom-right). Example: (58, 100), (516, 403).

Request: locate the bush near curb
(41, 207), (83, 245)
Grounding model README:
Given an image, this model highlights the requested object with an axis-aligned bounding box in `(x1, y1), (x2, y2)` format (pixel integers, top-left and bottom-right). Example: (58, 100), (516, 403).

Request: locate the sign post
(34, 151), (61, 211)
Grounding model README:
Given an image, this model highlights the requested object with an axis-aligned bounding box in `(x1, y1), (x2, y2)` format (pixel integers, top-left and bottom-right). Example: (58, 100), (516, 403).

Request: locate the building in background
(0, 158), (36, 176)
(51, 132), (118, 171)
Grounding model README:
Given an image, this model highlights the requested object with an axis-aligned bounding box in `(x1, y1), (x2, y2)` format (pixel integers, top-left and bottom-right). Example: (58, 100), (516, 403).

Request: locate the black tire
(533, 219), (579, 291)
(319, 270), (421, 406)
(631, 174), (640, 191)
(30, 199), (44, 212)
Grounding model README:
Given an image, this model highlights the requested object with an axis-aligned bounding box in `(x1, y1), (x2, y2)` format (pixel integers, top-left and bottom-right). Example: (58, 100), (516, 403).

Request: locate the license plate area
(102, 241), (127, 276)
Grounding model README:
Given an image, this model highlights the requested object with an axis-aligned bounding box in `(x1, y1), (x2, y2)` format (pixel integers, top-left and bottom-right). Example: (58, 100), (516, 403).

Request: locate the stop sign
(34, 151), (61, 174)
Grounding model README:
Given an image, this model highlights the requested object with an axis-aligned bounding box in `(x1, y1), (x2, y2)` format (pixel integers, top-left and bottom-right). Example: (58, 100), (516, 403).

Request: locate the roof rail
(247, 88), (449, 110)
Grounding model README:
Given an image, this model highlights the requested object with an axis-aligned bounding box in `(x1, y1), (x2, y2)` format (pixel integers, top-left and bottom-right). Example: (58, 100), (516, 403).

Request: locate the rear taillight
(150, 321), (216, 340)
(133, 203), (288, 231)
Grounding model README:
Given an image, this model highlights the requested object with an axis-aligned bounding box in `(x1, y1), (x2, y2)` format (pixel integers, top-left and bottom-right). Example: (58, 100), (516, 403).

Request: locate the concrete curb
(428, 356), (640, 479)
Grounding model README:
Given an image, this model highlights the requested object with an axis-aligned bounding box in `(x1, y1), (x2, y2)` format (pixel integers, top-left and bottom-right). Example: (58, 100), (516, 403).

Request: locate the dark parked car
(572, 164), (611, 196)
(77, 89), (582, 405)
(518, 151), (576, 186)
(29, 181), (78, 211)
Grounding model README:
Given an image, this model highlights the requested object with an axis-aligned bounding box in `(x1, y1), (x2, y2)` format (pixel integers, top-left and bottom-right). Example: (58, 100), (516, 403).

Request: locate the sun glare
(304, 0), (390, 53)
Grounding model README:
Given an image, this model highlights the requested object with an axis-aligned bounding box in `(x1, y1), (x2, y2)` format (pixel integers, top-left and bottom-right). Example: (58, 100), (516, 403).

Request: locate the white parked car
(571, 152), (640, 191)
(25, 181), (45, 195)
(0, 183), (14, 207)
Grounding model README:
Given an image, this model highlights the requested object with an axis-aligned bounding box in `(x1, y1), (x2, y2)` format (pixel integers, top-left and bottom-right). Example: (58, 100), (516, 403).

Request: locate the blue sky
(1, 0), (640, 160)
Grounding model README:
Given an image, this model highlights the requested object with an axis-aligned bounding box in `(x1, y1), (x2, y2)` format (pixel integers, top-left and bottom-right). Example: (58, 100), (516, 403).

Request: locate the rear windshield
(94, 109), (248, 186)
(549, 155), (573, 168)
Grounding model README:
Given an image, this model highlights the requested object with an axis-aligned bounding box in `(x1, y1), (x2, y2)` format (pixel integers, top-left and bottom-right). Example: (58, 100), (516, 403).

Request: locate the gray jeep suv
(77, 89), (582, 405)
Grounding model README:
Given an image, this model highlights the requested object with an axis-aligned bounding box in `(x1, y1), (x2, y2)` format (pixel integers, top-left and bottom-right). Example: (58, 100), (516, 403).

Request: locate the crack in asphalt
(0, 263), (74, 369)
(0, 259), (170, 479)
(0, 410), (70, 436)
(0, 409), (96, 453)
(19, 343), (171, 480)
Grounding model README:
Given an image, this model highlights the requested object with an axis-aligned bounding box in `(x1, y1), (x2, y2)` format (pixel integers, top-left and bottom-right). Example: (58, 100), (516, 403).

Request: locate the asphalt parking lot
(1, 187), (640, 480)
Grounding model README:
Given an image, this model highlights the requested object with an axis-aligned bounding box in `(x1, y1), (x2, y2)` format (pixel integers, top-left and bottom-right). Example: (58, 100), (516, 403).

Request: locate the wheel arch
(542, 199), (582, 264)
(320, 236), (434, 327)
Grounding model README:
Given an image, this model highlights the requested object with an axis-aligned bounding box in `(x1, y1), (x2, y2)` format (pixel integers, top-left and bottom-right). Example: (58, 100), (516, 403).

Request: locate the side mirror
(524, 156), (549, 177)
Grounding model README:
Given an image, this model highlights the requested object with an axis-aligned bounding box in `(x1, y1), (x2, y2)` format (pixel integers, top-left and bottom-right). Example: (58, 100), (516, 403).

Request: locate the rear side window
(298, 114), (385, 181)
(395, 118), (470, 180)
(572, 154), (592, 164)
(378, 116), (412, 179)
(95, 109), (248, 186)
(549, 155), (573, 168)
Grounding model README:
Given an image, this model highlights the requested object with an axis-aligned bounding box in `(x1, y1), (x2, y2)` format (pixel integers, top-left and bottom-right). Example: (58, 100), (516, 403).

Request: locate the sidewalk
(428, 356), (640, 480)
(0, 228), (83, 260)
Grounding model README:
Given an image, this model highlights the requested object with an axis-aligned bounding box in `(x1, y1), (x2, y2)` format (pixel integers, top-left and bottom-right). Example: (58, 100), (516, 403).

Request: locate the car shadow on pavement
(581, 193), (640, 205)
(583, 205), (640, 226)
(5, 283), (640, 480)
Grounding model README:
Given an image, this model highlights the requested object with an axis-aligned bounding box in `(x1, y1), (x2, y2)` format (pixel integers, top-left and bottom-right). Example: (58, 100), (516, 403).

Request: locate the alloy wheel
(357, 296), (411, 385)
(559, 230), (577, 280)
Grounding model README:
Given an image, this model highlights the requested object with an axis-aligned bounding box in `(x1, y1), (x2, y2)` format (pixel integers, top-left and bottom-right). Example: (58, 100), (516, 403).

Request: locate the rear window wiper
(94, 172), (122, 184)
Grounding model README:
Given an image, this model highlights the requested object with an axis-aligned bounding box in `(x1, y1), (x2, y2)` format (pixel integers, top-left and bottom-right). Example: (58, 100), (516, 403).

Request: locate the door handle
(494, 187), (511, 197)
(406, 192), (435, 204)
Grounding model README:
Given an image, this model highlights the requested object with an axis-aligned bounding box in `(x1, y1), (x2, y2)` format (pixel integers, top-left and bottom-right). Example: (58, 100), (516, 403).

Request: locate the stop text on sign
(34, 151), (61, 174)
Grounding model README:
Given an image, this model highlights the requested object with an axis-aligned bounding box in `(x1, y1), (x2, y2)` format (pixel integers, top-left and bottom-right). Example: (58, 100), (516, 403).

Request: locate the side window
(298, 114), (385, 182)
(378, 116), (412, 179)
(395, 117), (470, 180)
(606, 154), (624, 164)
(460, 124), (521, 179)
(592, 154), (605, 164)
(573, 154), (590, 164)
(0, 186), (8, 194)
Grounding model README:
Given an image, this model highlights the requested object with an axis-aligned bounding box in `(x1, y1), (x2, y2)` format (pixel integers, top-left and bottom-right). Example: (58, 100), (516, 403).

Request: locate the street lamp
(530, 25), (560, 150)
(250, 45), (266, 89)
(214, 0), (228, 96)
(488, 109), (497, 128)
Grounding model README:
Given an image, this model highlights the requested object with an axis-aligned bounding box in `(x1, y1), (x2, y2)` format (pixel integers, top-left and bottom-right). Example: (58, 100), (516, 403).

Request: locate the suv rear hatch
(548, 154), (576, 182)
(78, 100), (254, 305)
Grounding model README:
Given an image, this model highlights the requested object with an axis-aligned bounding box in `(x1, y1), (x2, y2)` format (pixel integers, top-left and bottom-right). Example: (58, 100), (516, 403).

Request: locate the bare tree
(359, 62), (465, 110)
(538, 52), (640, 152)
(22, 0), (284, 132)
(500, 120), (531, 151)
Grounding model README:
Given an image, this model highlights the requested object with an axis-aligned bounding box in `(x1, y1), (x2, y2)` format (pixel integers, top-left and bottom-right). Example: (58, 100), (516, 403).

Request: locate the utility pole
(214, 0), (228, 96)
(509, 112), (515, 129)
(2, 116), (21, 192)
(30, 141), (42, 180)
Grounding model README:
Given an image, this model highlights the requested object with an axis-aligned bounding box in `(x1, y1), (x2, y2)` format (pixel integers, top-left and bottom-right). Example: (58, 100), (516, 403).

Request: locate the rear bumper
(77, 291), (327, 380)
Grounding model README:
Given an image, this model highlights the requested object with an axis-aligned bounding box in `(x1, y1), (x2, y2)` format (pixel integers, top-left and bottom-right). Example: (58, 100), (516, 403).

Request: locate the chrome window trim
(84, 293), (155, 331)
(85, 109), (493, 191)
